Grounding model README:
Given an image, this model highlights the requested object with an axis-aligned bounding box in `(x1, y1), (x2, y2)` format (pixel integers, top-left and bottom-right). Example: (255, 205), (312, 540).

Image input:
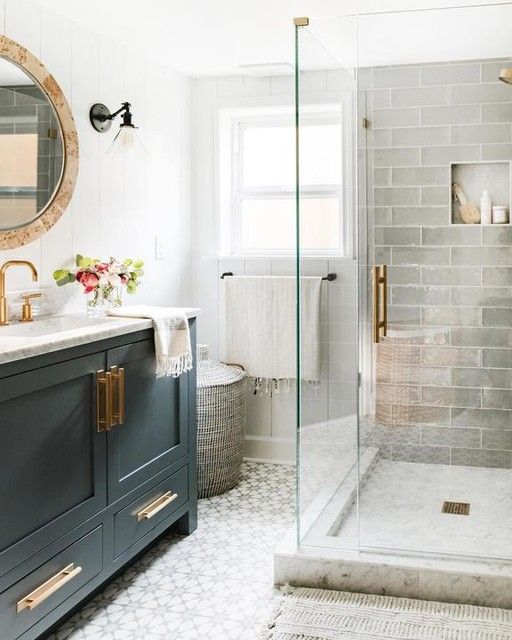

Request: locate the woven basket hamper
(196, 346), (247, 498)
(375, 328), (448, 427)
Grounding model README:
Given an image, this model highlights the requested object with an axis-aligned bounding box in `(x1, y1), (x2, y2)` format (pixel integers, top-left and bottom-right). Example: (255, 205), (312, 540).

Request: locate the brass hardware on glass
(96, 370), (113, 432)
(0, 260), (38, 325)
(16, 563), (82, 613)
(20, 292), (42, 322)
(372, 264), (387, 344)
(136, 491), (178, 522)
(110, 366), (125, 426)
(293, 16), (309, 26)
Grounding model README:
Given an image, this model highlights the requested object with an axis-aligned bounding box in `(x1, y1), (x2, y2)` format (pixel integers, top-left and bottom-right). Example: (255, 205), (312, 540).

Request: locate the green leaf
(53, 268), (69, 281)
(134, 269), (144, 277)
(133, 259), (144, 269)
(123, 258), (133, 267)
(55, 272), (75, 287)
(76, 254), (95, 268)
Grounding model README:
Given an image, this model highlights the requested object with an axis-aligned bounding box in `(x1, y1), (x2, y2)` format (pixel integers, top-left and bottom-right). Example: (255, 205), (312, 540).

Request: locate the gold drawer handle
(111, 366), (125, 426)
(96, 370), (113, 432)
(97, 367), (125, 432)
(137, 491), (178, 522)
(16, 563), (82, 613)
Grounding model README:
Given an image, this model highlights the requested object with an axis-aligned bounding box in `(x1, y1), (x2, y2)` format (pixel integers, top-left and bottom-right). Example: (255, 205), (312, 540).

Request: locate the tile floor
(49, 462), (295, 640)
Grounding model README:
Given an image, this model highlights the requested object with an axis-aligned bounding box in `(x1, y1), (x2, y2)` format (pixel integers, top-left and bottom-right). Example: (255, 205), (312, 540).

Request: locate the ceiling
(39, 0), (512, 76)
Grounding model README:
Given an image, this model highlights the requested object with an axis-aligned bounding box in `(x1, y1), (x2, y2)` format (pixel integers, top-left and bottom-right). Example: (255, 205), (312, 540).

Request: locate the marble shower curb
(274, 542), (512, 609)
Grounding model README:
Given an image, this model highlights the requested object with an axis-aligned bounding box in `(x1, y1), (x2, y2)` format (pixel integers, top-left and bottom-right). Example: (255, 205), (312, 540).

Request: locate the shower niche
(451, 161), (511, 224)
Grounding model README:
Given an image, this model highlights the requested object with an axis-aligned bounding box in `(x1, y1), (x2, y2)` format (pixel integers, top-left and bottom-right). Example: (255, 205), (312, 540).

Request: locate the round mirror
(0, 57), (64, 231)
(0, 36), (78, 249)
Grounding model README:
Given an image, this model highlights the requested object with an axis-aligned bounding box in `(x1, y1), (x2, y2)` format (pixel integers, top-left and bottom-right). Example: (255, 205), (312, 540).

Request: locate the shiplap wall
(0, 0), (193, 311)
(191, 73), (358, 463)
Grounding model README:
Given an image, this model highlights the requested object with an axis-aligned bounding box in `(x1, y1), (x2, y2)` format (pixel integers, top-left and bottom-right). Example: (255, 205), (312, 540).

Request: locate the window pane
(242, 122), (342, 189)
(242, 126), (294, 188)
(240, 197), (341, 251)
(300, 124), (342, 186)
(301, 197), (341, 250)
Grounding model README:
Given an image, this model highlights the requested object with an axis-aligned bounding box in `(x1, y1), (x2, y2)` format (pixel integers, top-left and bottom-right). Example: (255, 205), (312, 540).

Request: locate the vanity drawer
(113, 465), (188, 558)
(0, 526), (102, 640)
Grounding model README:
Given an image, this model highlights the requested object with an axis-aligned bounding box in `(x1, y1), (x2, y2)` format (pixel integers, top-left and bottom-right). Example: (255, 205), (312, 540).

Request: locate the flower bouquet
(53, 255), (144, 316)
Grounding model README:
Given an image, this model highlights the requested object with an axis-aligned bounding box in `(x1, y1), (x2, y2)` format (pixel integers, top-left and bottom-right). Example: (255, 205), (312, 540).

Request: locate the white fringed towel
(108, 305), (192, 378)
(224, 276), (321, 391)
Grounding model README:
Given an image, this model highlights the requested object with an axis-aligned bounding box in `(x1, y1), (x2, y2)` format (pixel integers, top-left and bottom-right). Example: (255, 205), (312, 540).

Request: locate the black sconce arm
(89, 101), (133, 132)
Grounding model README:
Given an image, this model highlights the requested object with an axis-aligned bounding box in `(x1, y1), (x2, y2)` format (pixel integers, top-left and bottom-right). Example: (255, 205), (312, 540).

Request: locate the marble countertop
(0, 308), (201, 365)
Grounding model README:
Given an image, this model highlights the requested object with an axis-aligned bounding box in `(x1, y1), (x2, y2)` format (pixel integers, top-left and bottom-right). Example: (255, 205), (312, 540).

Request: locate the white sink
(0, 314), (115, 339)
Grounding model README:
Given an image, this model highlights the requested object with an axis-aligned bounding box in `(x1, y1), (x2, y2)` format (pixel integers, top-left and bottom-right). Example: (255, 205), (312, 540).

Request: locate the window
(219, 104), (347, 256)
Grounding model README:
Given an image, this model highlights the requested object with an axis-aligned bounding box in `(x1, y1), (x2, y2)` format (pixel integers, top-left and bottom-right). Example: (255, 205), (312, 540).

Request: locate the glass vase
(86, 285), (122, 317)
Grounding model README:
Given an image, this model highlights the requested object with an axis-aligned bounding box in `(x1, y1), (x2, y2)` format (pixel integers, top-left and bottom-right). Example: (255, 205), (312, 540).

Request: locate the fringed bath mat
(261, 586), (512, 640)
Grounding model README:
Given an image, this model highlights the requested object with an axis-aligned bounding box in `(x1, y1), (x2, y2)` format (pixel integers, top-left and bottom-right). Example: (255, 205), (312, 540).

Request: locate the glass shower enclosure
(294, 3), (512, 571)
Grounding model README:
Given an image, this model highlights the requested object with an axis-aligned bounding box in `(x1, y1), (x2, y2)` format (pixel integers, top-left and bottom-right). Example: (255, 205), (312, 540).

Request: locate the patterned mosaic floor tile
(49, 462), (294, 640)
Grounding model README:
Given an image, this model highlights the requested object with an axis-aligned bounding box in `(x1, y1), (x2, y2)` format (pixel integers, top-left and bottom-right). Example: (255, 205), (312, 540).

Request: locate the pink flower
(76, 271), (99, 294)
(95, 263), (110, 273)
(120, 273), (129, 284)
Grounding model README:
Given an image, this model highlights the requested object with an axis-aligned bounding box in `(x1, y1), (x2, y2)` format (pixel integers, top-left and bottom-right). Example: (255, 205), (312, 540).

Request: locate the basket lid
(198, 359), (246, 388)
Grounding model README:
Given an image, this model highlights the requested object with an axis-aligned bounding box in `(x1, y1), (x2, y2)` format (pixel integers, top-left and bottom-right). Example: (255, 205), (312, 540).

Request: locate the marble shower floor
(335, 459), (512, 559)
(48, 462), (295, 640)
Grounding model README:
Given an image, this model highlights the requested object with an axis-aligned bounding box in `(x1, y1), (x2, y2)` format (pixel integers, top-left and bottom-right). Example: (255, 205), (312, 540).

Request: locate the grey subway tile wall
(369, 58), (512, 468)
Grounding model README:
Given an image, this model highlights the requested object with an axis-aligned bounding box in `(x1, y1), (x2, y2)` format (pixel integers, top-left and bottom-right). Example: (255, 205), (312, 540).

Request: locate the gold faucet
(0, 260), (38, 325)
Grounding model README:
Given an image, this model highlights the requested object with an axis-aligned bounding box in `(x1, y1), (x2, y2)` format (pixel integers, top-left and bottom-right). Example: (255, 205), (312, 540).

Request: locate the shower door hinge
(293, 17), (309, 26)
(362, 117), (370, 129)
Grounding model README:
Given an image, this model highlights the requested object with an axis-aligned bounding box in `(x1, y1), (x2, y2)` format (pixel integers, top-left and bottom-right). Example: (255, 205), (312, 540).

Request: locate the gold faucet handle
(20, 292), (42, 322)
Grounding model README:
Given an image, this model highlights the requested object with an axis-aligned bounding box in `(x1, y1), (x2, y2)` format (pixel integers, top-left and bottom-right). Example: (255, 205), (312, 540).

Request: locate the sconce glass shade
(107, 124), (148, 157)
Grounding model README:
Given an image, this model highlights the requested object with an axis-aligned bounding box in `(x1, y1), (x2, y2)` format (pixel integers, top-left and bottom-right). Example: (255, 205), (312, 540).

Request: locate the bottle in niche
(480, 190), (492, 224)
(492, 205), (509, 224)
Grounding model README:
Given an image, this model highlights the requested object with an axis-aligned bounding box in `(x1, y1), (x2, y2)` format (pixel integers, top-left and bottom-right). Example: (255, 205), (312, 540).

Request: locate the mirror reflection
(0, 57), (63, 231)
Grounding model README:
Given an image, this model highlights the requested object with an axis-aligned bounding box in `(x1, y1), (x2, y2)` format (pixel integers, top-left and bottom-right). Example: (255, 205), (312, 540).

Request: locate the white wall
(0, 0), (193, 313)
(191, 73), (358, 463)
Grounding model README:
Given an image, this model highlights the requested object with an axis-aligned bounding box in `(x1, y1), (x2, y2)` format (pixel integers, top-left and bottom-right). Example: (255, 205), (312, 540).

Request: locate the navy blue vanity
(0, 316), (198, 640)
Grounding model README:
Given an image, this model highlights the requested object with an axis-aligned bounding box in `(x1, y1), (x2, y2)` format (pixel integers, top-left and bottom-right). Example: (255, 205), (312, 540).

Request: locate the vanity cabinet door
(0, 353), (107, 576)
(106, 339), (189, 503)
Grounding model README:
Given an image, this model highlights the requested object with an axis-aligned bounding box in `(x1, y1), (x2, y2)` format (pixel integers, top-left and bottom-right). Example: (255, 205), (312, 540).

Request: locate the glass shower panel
(295, 3), (512, 564)
(354, 3), (512, 559)
(295, 17), (361, 549)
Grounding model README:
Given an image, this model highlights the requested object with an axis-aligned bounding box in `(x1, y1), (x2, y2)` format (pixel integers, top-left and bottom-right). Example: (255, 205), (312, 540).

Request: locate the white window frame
(218, 102), (351, 258)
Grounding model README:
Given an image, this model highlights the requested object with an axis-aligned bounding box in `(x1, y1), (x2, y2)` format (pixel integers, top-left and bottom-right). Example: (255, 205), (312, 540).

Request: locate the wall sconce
(89, 101), (147, 156)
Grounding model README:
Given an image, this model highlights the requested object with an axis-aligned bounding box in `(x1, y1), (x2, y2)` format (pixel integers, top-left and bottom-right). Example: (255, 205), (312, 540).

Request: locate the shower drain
(442, 501), (470, 516)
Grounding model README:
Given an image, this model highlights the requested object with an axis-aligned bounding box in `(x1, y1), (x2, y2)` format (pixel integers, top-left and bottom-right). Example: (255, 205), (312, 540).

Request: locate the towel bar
(220, 272), (337, 281)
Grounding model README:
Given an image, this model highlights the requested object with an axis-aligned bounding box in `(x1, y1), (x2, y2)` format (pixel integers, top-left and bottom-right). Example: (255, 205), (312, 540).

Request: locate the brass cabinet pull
(16, 563), (82, 613)
(96, 370), (113, 432)
(111, 366), (125, 426)
(136, 491), (178, 522)
(372, 264), (387, 343)
(97, 367), (125, 431)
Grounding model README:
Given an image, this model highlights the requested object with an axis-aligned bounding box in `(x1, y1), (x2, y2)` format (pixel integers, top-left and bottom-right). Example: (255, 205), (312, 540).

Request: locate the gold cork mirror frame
(0, 35), (78, 250)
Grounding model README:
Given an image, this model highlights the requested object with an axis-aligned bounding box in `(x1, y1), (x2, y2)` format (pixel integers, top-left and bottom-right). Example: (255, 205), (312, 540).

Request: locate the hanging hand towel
(108, 305), (192, 378)
(224, 276), (322, 392)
